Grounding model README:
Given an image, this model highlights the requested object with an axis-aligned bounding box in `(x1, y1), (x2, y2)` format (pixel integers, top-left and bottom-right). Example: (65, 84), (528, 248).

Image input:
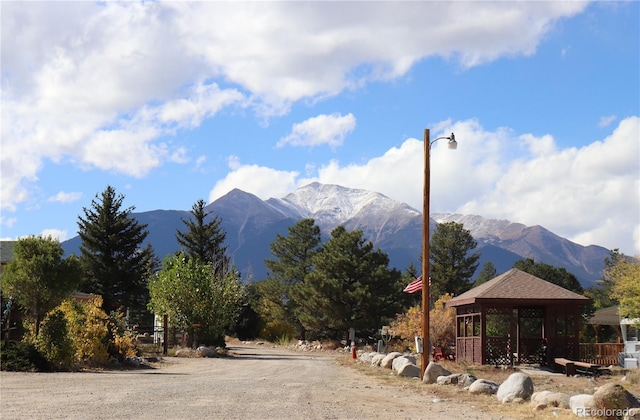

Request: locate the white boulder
(496, 372), (534, 403)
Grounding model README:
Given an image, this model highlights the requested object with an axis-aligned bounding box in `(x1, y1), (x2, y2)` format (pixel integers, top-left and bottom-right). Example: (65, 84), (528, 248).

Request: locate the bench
(554, 358), (575, 376)
(554, 358), (601, 377)
(574, 361), (601, 376)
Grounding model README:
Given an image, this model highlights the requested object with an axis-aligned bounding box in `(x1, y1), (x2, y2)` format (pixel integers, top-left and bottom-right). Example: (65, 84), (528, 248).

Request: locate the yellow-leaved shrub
(58, 295), (110, 365)
(390, 293), (456, 353)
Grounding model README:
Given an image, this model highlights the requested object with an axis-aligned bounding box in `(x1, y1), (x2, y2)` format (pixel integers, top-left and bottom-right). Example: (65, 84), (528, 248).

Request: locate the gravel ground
(1, 343), (507, 420)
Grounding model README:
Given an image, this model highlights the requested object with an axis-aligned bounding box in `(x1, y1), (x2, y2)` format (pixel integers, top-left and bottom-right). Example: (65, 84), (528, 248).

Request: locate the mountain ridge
(62, 183), (610, 288)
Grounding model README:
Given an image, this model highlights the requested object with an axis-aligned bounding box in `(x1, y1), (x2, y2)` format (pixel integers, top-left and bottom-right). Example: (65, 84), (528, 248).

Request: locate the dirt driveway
(1, 343), (508, 420)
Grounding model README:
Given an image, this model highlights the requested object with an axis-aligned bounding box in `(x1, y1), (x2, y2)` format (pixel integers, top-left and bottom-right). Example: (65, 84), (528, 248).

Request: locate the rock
(371, 353), (386, 367)
(625, 407), (640, 419)
(422, 362), (451, 384)
(397, 363), (421, 378)
(592, 382), (640, 416)
(123, 356), (142, 367)
(381, 352), (402, 369)
(458, 373), (478, 388)
(497, 372), (534, 403)
(392, 356), (416, 373)
(437, 373), (461, 385)
(195, 346), (217, 358)
(531, 390), (570, 409)
(175, 348), (194, 357)
(532, 403), (548, 411)
(570, 394), (597, 417)
(468, 379), (500, 395)
(359, 352), (375, 362)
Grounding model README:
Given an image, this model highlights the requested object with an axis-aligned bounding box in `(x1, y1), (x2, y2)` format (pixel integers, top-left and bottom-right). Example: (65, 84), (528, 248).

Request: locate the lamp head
(448, 133), (457, 150)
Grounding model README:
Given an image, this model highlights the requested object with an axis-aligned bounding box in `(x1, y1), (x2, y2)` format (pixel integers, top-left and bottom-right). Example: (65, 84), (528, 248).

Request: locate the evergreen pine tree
(429, 221), (480, 299)
(77, 186), (157, 313)
(513, 258), (583, 294)
(263, 219), (322, 339)
(265, 219), (321, 287)
(176, 199), (229, 277)
(474, 261), (497, 287)
(292, 226), (403, 340)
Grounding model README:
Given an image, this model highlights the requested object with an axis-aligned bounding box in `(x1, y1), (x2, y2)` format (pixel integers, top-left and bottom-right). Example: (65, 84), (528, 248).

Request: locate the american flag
(403, 276), (430, 293)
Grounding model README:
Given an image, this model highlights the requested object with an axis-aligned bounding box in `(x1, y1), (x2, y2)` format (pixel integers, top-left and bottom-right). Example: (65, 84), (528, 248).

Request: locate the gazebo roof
(447, 268), (590, 307)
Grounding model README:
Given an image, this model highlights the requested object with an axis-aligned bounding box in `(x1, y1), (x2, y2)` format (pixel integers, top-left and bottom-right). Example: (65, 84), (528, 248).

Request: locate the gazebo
(446, 268), (590, 366)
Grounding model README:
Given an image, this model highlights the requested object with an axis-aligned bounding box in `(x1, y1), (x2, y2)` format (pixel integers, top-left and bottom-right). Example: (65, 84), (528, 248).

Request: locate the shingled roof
(447, 268), (590, 307)
(0, 241), (16, 265)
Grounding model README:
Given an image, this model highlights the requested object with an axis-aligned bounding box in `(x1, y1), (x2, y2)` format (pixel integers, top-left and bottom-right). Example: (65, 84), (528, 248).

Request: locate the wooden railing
(579, 343), (623, 366)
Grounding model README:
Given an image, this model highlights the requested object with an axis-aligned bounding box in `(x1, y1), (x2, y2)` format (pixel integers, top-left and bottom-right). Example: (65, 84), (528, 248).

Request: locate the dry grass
(341, 355), (640, 420)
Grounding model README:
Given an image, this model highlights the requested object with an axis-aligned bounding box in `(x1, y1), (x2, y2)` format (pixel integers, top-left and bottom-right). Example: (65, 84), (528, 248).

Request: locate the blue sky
(1, 1), (639, 256)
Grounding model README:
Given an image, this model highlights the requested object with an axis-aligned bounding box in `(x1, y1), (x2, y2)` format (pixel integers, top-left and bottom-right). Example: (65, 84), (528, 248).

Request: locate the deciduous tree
(584, 249), (624, 310)
(1, 236), (82, 336)
(390, 293), (456, 352)
(148, 254), (244, 346)
(610, 256), (640, 320)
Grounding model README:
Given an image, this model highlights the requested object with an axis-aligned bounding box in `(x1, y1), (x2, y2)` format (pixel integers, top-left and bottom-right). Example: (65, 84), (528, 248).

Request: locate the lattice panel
(485, 337), (511, 366)
(485, 306), (512, 315)
(519, 307), (544, 318)
(518, 338), (545, 365)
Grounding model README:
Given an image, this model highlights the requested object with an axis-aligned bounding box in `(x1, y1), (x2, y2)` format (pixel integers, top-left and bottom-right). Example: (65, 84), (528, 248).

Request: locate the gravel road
(1, 343), (504, 419)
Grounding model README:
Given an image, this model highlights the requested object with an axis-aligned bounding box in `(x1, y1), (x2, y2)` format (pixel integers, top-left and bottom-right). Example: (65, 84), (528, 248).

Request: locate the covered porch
(587, 306), (640, 368)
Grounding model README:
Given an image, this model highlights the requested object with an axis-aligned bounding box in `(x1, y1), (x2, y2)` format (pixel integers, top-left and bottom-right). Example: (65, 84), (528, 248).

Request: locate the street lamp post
(421, 128), (457, 379)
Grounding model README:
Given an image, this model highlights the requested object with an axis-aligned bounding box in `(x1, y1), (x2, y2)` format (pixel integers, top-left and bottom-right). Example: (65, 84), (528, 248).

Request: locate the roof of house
(0, 241), (16, 265)
(447, 268), (590, 307)
(588, 306), (620, 325)
(588, 306), (640, 326)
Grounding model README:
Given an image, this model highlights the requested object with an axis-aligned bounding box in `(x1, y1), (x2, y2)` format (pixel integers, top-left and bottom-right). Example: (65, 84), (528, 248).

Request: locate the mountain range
(61, 182), (611, 288)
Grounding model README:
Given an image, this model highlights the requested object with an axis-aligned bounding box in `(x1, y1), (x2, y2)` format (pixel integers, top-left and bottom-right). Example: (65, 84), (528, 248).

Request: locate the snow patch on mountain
(432, 213), (528, 243)
(268, 182), (420, 226)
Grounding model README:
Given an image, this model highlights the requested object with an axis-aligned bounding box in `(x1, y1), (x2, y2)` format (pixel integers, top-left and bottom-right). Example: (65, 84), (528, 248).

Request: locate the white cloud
(1, 216), (17, 229)
(458, 116), (640, 255)
(1, 1), (588, 213)
(39, 229), (68, 242)
(208, 158), (300, 204)
(47, 191), (82, 203)
(277, 113), (356, 149)
(78, 128), (162, 177)
(598, 115), (617, 128)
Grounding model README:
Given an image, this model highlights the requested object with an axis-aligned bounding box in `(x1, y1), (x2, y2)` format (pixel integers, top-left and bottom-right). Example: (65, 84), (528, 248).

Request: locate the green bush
(36, 309), (75, 370)
(260, 320), (295, 343)
(1, 340), (52, 372)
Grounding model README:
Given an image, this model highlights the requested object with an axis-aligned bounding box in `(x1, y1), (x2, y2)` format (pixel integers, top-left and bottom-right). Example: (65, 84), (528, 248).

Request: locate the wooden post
(163, 314), (168, 355)
(421, 128), (431, 379)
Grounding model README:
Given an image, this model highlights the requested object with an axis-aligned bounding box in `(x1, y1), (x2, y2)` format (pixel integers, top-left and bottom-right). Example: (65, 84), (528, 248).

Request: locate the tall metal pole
(421, 128), (431, 379)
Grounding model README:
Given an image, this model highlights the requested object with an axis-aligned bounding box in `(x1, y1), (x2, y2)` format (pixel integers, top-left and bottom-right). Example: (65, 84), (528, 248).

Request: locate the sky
(1, 1), (639, 257)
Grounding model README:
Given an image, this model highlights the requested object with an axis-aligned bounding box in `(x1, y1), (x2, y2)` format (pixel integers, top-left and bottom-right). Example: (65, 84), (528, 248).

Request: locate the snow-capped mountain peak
(267, 182), (419, 225)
